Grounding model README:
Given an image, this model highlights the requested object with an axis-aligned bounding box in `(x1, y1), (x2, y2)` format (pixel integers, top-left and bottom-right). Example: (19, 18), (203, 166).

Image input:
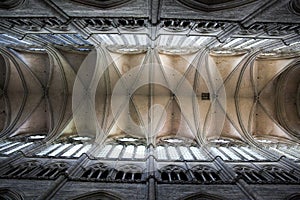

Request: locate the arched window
(117, 19), (145, 31)
(162, 20), (192, 32)
(1, 161), (67, 179)
(182, 192), (226, 200)
(234, 166), (267, 183)
(70, 191), (121, 200)
(1, 161), (40, 178)
(35, 162), (68, 179)
(114, 165), (143, 182)
(191, 165), (221, 183)
(159, 165), (189, 182)
(263, 165), (299, 183)
(36, 143), (92, 158)
(285, 193), (300, 200)
(81, 163), (111, 180)
(0, 188), (24, 200)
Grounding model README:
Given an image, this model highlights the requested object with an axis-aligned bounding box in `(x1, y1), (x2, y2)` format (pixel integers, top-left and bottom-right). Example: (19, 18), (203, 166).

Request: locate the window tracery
(114, 165), (143, 182)
(159, 165), (189, 182)
(82, 18), (114, 31)
(35, 162), (68, 179)
(1, 161), (69, 179)
(4, 18), (41, 31)
(162, 20), (192, 32)
(95, 137), (147, 160)
(41, 18), (70, 31)
(234, 165), (300, 184)
(191, 165), (222, 183)
(208, 139), (267, 161)
(234, 166), (267, 183)
(263, 165), (299, 183)
(1, 161), (40, 178)
(238, 23), (299, 37)
(155, 138), (207, 161)
(161, 20), (225, 34)
(117, 19), (146, 31)
(80, 163), (111, 180)
(194, 22), (225, 33)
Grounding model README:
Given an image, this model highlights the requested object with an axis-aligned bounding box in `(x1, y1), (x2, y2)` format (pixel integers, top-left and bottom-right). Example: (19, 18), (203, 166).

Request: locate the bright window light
(190, 147), (206, 160)
(210, 147), (229, 160)
(231, 147), (254, 160)
(118, 137), (138, 142)
(73, 136), (91, 141)
(61, 144), (83, 157)
(219, 147), (241, 160)
(36, 143), (61, 156)
(179, 146), (194, 160)
(157, 146), (167, 160)
(29, 135), (46, 140)
(73, 144), (92, 158)
(48, 143), (72, 157)
(0, 142), (20, 152)
(108, 145), (123, 158)
(167, 146), (180, 160)
(135, 145), (146, 159)
(3, 142), (33, 155)
(97, 145), (113, 157)
(122, 145), (135, 158)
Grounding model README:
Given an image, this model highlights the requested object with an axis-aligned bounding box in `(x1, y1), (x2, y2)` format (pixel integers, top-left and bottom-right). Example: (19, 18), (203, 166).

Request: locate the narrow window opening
(193, 172), (202, 181)
(170, 171), (178, 181)
(253, 171), (267, 182)
(3, 167), (18, 176)
(179, 171), (188, 181)
(282, 172), (298, 182)
(115, 171), (124, 180)
(211, 171), (221, 181)
(161, 172), (169, 181)
(246, 171), (256, 182)
(36, 168), (50, 177)
(125, 172), (133, 180)
(91, 170), (100, 179)
(18, 168), (32, 177)
(45, 168), (58, 178)
(100, 170), (109, 179)
(82, 169), (92, 178)
(10, 168), (24, 177)
(203, 172), (211, 181)
(134, 173), (142, 180)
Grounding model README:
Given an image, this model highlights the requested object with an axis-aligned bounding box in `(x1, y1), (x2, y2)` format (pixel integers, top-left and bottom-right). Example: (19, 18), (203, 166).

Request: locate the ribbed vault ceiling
(0, 45), (299, 145)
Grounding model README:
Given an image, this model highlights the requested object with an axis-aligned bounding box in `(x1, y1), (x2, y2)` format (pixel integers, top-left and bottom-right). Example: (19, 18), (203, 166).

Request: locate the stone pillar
(147, 144), (156, 200)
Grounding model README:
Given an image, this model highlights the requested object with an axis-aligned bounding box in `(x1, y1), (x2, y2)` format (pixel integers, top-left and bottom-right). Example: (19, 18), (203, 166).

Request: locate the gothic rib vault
(1, 45), (299, 145)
